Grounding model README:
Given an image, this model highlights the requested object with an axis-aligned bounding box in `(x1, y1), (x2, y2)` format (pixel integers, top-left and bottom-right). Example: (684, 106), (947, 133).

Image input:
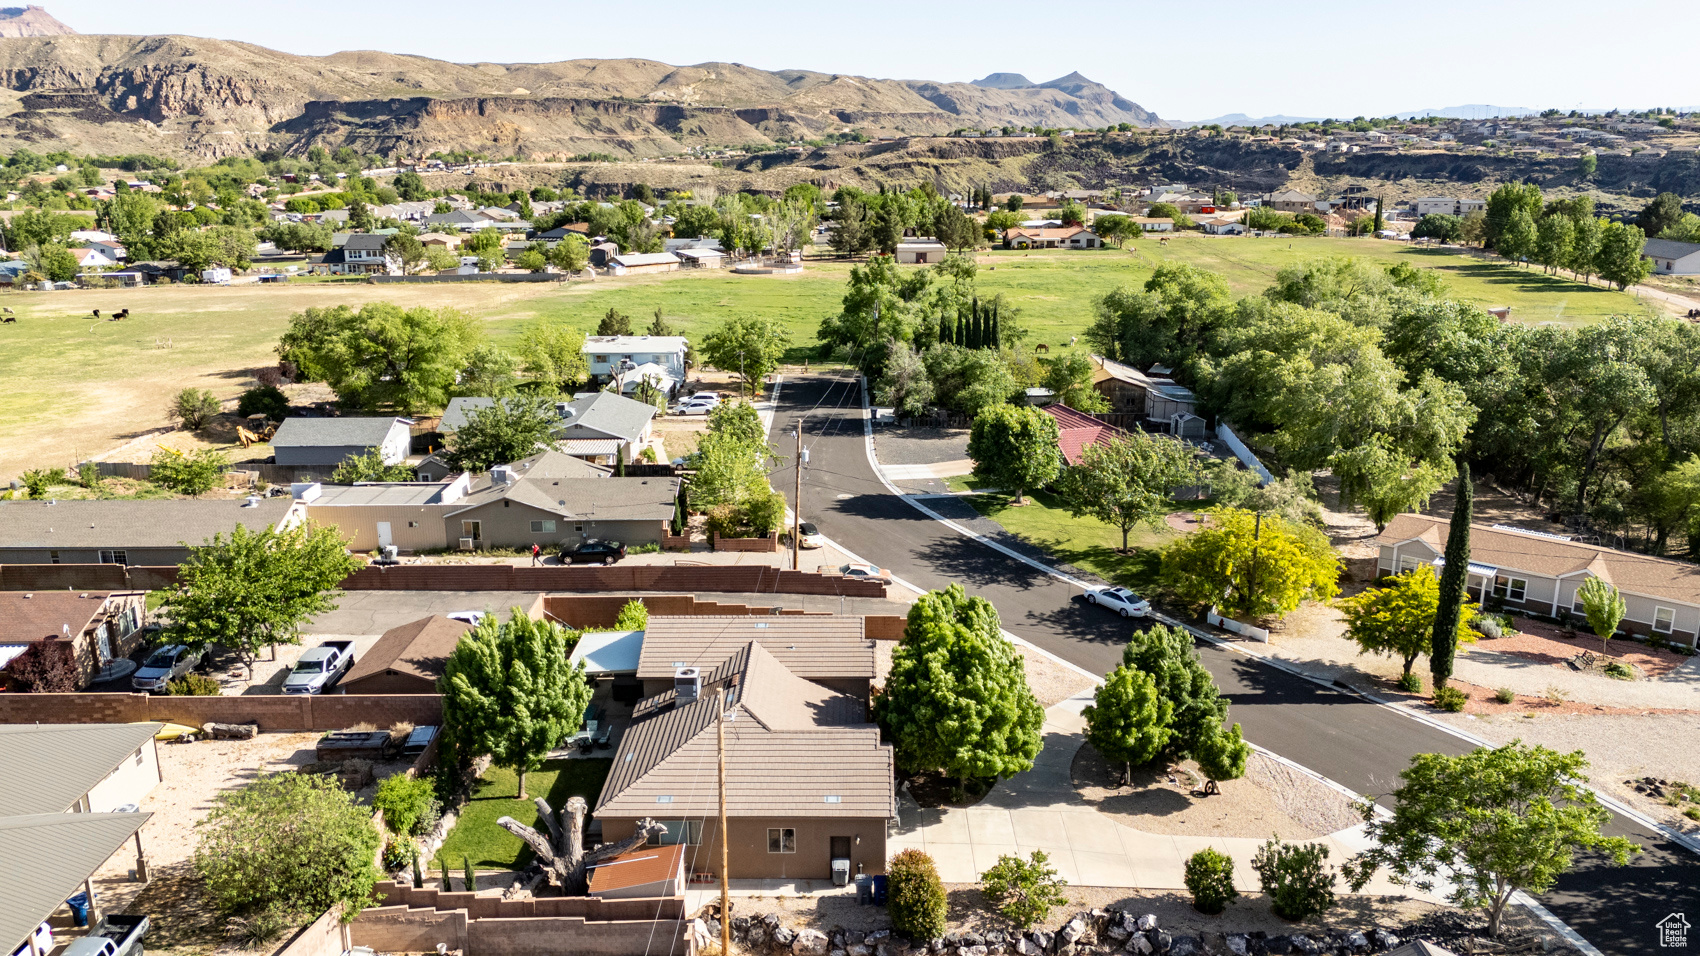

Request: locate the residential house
(443, 391), (658, 463)
(0, 498), (303, 566)
(539, 224), (592, 242)
(1266, 189), (1319, 214)
(1642, 238), (1700, 276)
(0, 259), (30, 285)
(69, 247), (117, 271)
(1375, 513), (1700, 647)
(584, 336), (689, 393)
(299, 449), (678, 552)
(1131, 217), (1175, 233)
(597, 641), (892, 880)
(1198, 217), (1246, 235)
(1413, 197), (1487, 218)
(417, 232), (462, 251)
(1003, 227), (1102, 249)
(0, 592), (148, 688)
(895, 237), (948, 264)
(339, 615), (473, 694)
(423, 209), (499, 232)
(129, 260), (190, 284)
(270, 416), (413, 468)
(634, 616), (876, 700)
(664, 237), (723, 255)
(608, 252), (681, 275)
(316, 234), (398, 276)
(589, 241), (622, 268)
(1089, 355), (1205, 436)
(0, 722), (162, 813)
(1039, 404), (1122, 465)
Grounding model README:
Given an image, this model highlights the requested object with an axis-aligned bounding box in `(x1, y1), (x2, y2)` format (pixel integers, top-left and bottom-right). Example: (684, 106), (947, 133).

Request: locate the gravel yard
(871, 427), (971, 466)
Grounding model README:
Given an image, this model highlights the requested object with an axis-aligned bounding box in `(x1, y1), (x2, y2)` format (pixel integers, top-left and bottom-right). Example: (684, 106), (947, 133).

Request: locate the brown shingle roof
(1376, 513), (1700, 606)
(0, 592), (119, 644)
(588, 843), (686, 894)
(598, 642), (891, 819)
(635, 616), (873, 682)
(340, 615), (471, 689)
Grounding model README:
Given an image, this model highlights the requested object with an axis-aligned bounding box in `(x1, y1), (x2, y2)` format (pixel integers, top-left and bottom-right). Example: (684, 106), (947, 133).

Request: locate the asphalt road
(768, 372), (1698, 956)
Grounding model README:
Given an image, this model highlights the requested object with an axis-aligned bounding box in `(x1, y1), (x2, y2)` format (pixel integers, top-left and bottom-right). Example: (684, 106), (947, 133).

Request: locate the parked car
(282, 640), (356, 695)
(62, 916), (147, 956)
(1084, 586), (1151, 618)
(671, 398), (718, 416)
(130, 645), (201, 693)
(838, 562), (892, 584)
(561, 538), (627, 565)
(794, 521), (825, 549)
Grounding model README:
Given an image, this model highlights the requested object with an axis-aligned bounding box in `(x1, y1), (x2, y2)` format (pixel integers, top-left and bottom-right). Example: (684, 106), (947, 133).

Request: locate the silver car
(1085, 586), (1152, 618)
(131, 644), (201, 693)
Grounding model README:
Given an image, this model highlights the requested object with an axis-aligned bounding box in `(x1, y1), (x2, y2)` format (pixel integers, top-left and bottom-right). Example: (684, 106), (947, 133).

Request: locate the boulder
(868, 931), (892, 944)
(1146, 931), (1171, 953)
(1226, 937), (1249, 956)
(1060, 919), (1089, 946)
(1124, 937), (1153, 956)
(1106, 925), (1130, 942)
(877, 941), (909, 956)
(963, 947), (989, 956)
(1029, 932), (1054, 952)
(205, 721), (258, 740)
(1169, 939), (1198, 956)
(963, 934), (985, 948)
(765, 915), (783, 929)
(1288, 938), (1319, 955)
(796, 930), (830, 956)
(1017, 938), (1044, 956)
(1263, 937), (1291, 956)
(929, 940), (947, 954)
(1368, 930), (1399, 952)
(847, 946), (871, 956)
(733, 917), (753, 936)
(750, 926), (771, 948)
(1136, 916), (1158, 933)
(1343, 933), (1368, 953)
(775, 927), (798, 948)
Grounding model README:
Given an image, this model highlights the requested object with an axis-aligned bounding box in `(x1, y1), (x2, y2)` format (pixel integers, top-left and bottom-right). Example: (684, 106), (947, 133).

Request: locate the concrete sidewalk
(887, 694), (1424, 899)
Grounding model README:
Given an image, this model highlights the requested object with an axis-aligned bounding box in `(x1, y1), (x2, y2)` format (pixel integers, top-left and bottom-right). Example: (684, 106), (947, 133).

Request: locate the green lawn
(433, 758), (612, 870)
(954, 482), (1176, 593)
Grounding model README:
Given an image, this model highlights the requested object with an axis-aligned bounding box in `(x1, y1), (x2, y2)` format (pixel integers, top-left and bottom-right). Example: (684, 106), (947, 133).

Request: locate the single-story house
(299, 449), (677, 552)
(587, 843), (687, 899)
(417, 232), (462, 250)
(536, 224), (591, 242)
(1267, 189), (1319, 214)
(1375, 513), (1700, 647)
(0, 259), (30, 285)
(608, 252), (680, 275)
(1040, 404), (1122, 465)
(1413, 197), (1485, 217)
(70, 247), (118, 270)
(339, 615), (472, 694)
(894, 237), (947, 264)
(634, 615), (875, 700)
(1642, 238), (1700, 276)
(1199, 217), (1246, 235)
(0, 722), (162, 814)
(130, 260), (190, 284)
(0, 497), (303, 566)
(1131, 217), (1176, 232)
(664, 237), (723, 254)
(676, 248), (727, 268)
(1004, 227), (1102, 250)
(270, 416), (413, 468)
(0, 591), (147, 689)
(443, 391), (658, 463)
(596, 641), (893, 881)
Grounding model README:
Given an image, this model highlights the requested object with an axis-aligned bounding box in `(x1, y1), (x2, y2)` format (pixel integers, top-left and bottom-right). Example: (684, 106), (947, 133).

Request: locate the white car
(672, 402), (715, 416)
(1085, 586), (1151, 618)
(839, 562), (892, 583)
(795, 521), (826, 549)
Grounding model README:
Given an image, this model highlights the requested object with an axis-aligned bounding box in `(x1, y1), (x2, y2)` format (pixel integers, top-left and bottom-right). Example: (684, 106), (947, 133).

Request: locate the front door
(830, 836), (852, 860)
(376, 522), (393, 549)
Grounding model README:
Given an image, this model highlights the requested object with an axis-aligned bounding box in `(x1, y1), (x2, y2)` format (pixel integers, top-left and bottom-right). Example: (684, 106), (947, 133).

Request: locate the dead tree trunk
(497, 796), (665, 897)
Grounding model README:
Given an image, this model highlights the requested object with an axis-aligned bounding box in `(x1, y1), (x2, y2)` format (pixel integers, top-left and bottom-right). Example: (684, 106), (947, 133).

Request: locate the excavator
(236, 420), (277, 448)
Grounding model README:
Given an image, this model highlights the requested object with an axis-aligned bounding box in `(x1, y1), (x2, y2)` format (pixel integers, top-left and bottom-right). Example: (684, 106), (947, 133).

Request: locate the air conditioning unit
(458, 537), (475, 551)
(674, 667), (701, 703)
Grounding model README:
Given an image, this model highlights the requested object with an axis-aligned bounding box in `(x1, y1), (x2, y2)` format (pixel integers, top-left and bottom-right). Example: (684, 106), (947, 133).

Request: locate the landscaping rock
(962, 934), (985, 948)
(868, 931), (892, 944)
(1288, 937), (1319, 955)
(775, 927), (798, 948)
(795, 930), (829, 956)
(733, 917), (752, 936)
(1262, 937), (1291, 956)
(1226, 936), (1250, 956)
(876, 941), (908, 956)
(1136, 916), (1157, 933)
(205, 722), (258, 740)
(1343, 932), (1368, 953)
(846, 945), (871, 956)
(1146, 931), (1171, 953)
(1368, 931), (1398, 952)
(1106, 925), (1130, 942)
(1017, 938), (1043, 956)
(1029, 931), (1053, 952)
(963, 946), (988, 956)
(1124, 937), (1153, 956)
(750, 926), (771, 948)
(1060, 919), (1088, 946)
(1168, 938), (1198, 956)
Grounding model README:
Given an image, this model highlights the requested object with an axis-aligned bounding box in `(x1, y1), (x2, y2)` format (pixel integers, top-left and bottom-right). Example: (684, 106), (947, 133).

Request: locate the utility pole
(717, 685), (730, 956)
(792, 423), (804, 572)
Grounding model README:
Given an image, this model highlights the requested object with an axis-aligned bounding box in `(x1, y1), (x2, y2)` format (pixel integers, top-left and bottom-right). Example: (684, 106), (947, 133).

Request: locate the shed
(587, 843), (686, 899)
(270, 417), (412, 468)
(894, 238), (947, 264)
(340, 616), (472, 694)
(569, 629), (645, 676)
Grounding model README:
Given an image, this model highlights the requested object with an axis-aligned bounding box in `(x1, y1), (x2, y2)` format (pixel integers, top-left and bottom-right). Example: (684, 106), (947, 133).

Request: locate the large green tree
(278, 302), (480, 413)
(968, 404), (1063, 505)
(1338, 565), (1474, 678)
(1161, 508), (1340, 620)
(163, 524), (362, 677)
(1120, 624), (1232, 760)
(1636, 191), (1687, 239)
(1056, 431), (1201, 551)
(1329, 435), (1449, 532)
(440, 611), (593, 799)
(874, 585), (1044, 787)
(1343, 743), (1638, 937)
(1083, 665), (1171, 784)
(1595, 220), (1652, 291)
(1575, 576), (1626, 653)
(444, 396), (562, 471)
(518, 323), (588, 391)
(702, 314), (790, 399)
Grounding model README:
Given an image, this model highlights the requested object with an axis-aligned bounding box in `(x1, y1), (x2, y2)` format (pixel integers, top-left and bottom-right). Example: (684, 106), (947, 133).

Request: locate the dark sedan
(561, 538), (627, 565)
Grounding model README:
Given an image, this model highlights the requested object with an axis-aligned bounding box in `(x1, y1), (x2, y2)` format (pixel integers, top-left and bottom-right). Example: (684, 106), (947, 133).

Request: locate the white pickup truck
(282, 640), (356, 695)
(63, 916), (148, 956)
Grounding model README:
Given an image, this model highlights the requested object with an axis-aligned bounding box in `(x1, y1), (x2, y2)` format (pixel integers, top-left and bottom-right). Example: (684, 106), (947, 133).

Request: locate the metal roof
(610, 252), (681, 267)
(1643, 238), (1700, 260)
(570, 629), (645, 675)
(270, 416), (407, 449)
(0, 812), (152, 954)
(0, 723), (162, 816)
(0, 498), (296, 550)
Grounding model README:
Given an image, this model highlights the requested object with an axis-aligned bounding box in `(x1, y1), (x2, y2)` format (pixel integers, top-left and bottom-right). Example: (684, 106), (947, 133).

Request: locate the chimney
(673, 667), (701, 703)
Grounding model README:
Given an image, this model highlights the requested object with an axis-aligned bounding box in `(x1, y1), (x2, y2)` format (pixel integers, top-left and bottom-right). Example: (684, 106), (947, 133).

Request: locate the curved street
(766, 371), (1697, 956)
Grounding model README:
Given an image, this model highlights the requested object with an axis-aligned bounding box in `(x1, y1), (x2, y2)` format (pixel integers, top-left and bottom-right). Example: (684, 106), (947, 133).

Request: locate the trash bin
(855, 875), (873, 906)
(66, 892), (90, 927)
(871, 874), (888, 905)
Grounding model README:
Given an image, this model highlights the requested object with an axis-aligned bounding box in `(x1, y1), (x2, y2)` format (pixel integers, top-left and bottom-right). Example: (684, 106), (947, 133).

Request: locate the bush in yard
(1432, 686), (1467, 712)
(614, 598), (648, 631)
(888, 849), (948, 940)
(979, 850), (1068, 929)
(151, 448), (230, 495)
(167, 673), (221, 696)
(1193, 722), (1252, 791)
(20, 467), (68, 498)
(1493, 687), (1516, 704)
(374, 773), (439, 837)
(1396, 672), (1422, 693)
(1251, 837), (1336, 921)
(195, 771), (382, 923)
(169, 387), (222, 430)
(1184, 848), (1238, 914)
(5, 641), (80, 691)
(237, 384), (290, 420)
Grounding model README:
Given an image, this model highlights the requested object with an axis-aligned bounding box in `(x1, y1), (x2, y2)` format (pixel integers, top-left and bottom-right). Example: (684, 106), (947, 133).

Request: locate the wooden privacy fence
(92, 460), (337, 485)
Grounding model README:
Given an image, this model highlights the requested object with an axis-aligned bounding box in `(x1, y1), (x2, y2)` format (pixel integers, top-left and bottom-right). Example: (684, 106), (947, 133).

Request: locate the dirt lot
(92, 732), (411, 956)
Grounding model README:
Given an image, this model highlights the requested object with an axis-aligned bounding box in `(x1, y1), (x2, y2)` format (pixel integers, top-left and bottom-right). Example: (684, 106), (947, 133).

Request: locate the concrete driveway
(303, 590), (540, 635)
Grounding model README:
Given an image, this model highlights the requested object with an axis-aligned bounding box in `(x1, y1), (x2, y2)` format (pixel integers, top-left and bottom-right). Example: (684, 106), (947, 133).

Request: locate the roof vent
(823, 795), (842, 804)
(674, 667), (701, 703)
(655, 795), (673, 804)
(242, 495), (261, 508)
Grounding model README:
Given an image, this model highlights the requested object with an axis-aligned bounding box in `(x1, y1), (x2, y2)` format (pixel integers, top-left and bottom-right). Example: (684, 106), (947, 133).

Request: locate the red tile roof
(1041, 404), (1124, 465)
(588, 843), (686, 894)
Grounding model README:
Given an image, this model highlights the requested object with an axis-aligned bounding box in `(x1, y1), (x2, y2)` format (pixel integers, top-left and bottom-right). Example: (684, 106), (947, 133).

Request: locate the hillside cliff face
(0, 35), (1163, 158)
(0, 6), (73, 38)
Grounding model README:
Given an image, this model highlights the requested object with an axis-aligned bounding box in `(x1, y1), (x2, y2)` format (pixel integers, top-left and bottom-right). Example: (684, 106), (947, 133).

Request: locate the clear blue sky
(50, 0), (1700, 121)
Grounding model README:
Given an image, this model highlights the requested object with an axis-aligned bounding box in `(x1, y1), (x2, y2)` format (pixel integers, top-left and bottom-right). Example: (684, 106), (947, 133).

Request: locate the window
(407, 521), (419, 528)
(98, 550), (128, 566)
(649, 821), (701, 846)
(462, 520), (481, 540)
(49, 550), (60, 565)
(1492, 576), (1527, 602)
(1397, 554), (1422, 574)
(530, 520), (557, 533)
(594, 355), (609, 364)
(134, 747), (144, 767)
(767, 828), (796, 853)
(1654, 607), (1675, 634)
(574, 523), (584, 533)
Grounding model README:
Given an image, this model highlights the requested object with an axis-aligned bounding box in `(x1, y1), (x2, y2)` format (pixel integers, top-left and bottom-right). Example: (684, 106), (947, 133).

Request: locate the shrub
(152, 448), (230, 495)
(888, 849), (947, 940)
(168, 673), (222, 696)
(1250, 837), (1336, 921)
(237, 384), (290, 420)
(1184, 848), (1238, 915)
(223, 905), (295, 948)
(77, 462), (102, 488)
(1396, 672), (1422, 694)
(614, 598), (648, 631)
(20, 467), (68, 498)
(1685, 807), (1700, 822)
(979, 850), (1068, 929)
(1493, 687), (1516, 704)
(5, 641), (80, 691)
(170, 387), (222, 430)
(1604, 660), (1634, 680)
(628, 542), (661, 554)
(374, 773), (439, 837)
(382, 838), (416, 871)
(1474, 614), (1503, 639)
(1432, 686), (1467, 712)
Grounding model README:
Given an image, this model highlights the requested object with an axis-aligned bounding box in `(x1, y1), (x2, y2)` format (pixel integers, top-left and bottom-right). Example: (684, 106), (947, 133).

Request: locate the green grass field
(432, 757), (612, 871)
(0, 235), (1664, 475)
(951, 480), (1177, 592)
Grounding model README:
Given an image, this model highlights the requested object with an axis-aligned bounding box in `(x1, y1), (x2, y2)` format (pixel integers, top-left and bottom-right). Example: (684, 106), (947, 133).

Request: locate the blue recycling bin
(66, 892), (90, 927)
(871, 874), (888, 905)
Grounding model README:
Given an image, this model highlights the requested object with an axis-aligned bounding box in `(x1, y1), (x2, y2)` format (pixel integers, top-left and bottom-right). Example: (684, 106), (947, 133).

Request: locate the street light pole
(792, 422), (804, 572)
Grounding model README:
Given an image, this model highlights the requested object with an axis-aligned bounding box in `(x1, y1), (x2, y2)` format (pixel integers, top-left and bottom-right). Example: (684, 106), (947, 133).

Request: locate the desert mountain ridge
(0, 28), (1161, 160)
(0, 6), (72, 38)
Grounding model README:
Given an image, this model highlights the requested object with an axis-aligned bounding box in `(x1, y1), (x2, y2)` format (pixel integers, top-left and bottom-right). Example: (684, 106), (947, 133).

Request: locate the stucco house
(894, 237), (948, 263)
(270, 417), (413, 468)
(633, 616), (876, 700)
(1642, 238), (1700, 276)
(0, 591), (148, 688)
(1266, 189), (1319, 214)
(1375, 513), (1700, 647)
(1004, 227), (1102, 249)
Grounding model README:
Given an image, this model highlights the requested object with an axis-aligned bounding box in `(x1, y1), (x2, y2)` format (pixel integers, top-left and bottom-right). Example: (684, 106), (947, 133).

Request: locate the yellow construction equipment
(236, 423), (276, 448)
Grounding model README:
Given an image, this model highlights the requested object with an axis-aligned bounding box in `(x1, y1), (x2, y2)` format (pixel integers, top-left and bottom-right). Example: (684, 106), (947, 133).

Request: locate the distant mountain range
(1177, 105), (1547, 126)
(0, 5), (73, 38)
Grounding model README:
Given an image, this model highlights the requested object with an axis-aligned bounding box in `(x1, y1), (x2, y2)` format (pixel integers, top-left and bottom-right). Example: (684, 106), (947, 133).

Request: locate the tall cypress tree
(974, 305), (987, 349)
(968, 298), (981, 349)
(939, 312), (952, 345)
(990, 300), (1001, 350)
(953, 308), (965, 347)
(1430, 460), (1472, 689)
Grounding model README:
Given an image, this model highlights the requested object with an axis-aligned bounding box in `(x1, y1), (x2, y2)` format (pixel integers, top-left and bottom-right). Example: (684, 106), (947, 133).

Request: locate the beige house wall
(84, 736), (161, 812)
(308, 504), (455, 552)
(599, 815), (888, 881)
